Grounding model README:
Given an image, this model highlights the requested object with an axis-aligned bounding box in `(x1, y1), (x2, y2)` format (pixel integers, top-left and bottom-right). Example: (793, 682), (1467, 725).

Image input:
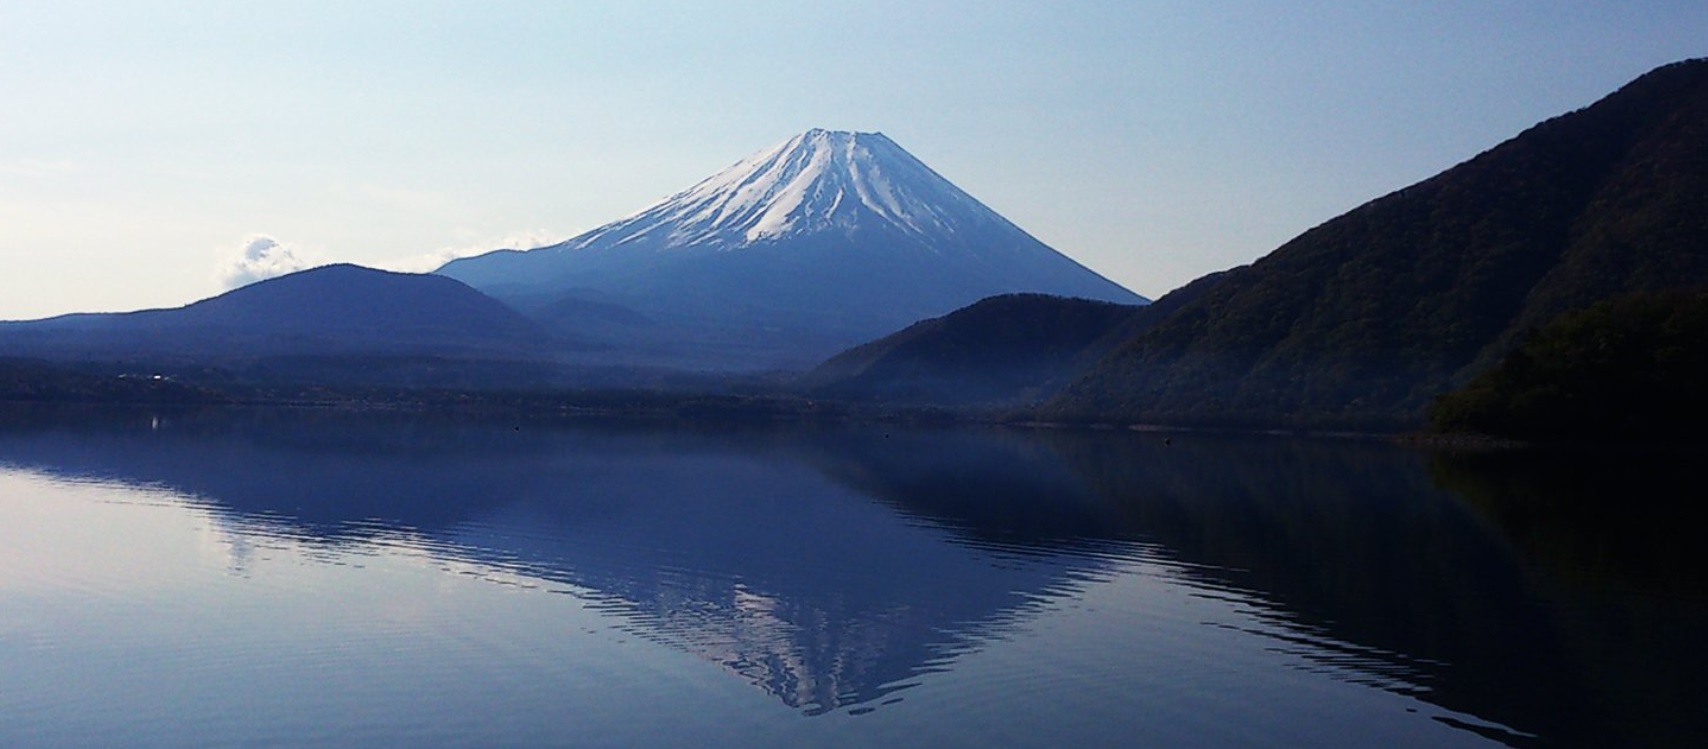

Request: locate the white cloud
(374, 230), (562, 274)
(218, 235), (317, 289)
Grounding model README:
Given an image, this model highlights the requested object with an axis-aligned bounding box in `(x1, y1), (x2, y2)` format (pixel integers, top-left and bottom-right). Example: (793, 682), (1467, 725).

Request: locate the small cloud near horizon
(218, 235), (317, 289)
(375, 230), (562, 274)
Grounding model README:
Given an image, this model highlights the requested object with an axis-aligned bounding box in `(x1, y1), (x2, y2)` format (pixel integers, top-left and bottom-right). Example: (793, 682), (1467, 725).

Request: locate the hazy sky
(2, 1), (1703, 319)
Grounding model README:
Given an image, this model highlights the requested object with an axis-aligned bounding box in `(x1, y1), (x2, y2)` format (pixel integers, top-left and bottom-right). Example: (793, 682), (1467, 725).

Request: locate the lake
(1, 406), (1702, 748)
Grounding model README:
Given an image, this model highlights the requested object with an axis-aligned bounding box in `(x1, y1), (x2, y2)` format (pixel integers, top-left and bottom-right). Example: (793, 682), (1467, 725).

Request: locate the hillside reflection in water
(0, 407), (1701, 748)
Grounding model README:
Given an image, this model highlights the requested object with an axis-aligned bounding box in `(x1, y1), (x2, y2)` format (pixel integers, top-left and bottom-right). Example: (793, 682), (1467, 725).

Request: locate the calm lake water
(0, 407), (1702, 748)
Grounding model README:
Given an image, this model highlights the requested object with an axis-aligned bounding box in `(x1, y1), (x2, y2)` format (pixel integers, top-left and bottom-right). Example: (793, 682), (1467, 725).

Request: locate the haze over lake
(1, 407), (1702, 748)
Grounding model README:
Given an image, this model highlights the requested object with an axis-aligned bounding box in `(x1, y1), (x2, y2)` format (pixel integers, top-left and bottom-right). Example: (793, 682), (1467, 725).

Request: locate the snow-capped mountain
(566, 129), (1025, 249)
(439, 129), (1145, 370)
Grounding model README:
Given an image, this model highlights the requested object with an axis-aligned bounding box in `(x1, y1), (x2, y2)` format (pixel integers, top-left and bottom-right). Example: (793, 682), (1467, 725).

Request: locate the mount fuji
(438, 129), (1145, 370)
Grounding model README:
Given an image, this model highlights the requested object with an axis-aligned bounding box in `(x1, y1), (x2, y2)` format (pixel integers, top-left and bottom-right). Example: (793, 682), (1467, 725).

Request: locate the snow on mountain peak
(432, 128), (1148, 367)
(567, 129), (1004, 251)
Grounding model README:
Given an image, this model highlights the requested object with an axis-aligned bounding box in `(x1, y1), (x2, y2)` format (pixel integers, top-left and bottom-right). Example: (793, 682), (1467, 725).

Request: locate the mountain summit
(568, 129), (1041, 249)
(439, 129), (1144, 369)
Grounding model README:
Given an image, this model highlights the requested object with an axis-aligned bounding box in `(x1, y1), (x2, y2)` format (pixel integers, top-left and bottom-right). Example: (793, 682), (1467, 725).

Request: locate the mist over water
(0, 407), (1701, 748)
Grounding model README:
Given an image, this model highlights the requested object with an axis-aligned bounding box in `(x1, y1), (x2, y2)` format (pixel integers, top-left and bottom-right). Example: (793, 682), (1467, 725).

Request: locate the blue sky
(1, 1), (1703, 319)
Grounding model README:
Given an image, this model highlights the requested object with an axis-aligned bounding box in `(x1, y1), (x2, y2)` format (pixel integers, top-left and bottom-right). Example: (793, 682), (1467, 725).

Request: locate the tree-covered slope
(1046, 59), (1708, 429)
(1429, 291), (1708, 441)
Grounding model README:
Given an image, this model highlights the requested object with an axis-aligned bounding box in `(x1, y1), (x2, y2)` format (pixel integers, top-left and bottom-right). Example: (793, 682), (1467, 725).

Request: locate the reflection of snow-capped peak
(566, 129), (1007, 251)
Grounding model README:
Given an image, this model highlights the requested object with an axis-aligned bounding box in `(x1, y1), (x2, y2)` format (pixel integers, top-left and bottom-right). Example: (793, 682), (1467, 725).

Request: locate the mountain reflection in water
(0, 408), (1127, 716)
(0, 406), (1701, 747)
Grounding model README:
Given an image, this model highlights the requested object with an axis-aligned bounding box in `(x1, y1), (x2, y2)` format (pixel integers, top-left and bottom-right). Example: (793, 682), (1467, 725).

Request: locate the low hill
(804, 294), (1142, 406)
(0, 264), (558, 366)
(1045, 58), (1708, 429)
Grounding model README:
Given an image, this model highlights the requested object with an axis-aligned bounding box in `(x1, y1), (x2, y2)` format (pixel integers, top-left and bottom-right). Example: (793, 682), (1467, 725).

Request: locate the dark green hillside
(1430, 291), (1708, 441)
(1047, 59), (1708, 429)
(805, 294), (1142, 406)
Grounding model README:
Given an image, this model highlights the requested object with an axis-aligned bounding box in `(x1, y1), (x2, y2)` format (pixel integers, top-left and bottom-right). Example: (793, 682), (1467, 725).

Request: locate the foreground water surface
(0, 407), (1702, 748)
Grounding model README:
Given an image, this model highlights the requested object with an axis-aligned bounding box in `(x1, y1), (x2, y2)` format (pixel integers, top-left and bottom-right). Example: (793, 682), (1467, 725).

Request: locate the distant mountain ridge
(1041, 58), (1708, 428)
(0, 264), (554, 364)
(439, 129), (1144, 369)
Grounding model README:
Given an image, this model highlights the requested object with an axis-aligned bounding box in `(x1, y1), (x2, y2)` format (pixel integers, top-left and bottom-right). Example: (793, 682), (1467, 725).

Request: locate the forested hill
(804, 294), (1142, 407)
(1044, 58), (1708, 430)
(1430, 291), (1708, 441)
